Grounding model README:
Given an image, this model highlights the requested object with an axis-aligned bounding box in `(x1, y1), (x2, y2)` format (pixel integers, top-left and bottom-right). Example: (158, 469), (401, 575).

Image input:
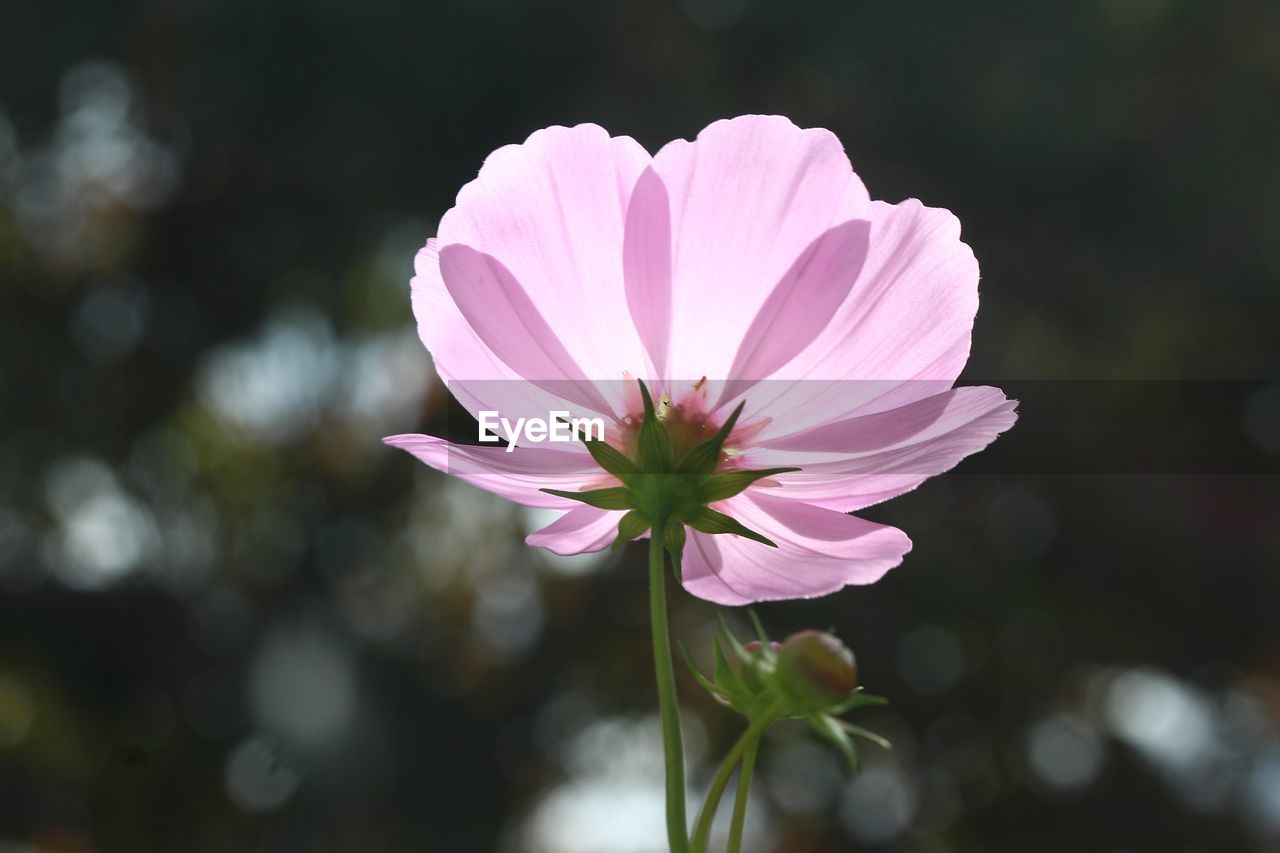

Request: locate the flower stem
(649, 529), (688, 853)
(690, 724), (758, 853)
(726, 727), (763, 853)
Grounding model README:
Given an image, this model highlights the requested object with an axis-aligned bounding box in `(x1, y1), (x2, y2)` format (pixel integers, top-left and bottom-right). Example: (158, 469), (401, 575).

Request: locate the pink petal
(717, 219), (870, 406)
(438, 244), (615, 414)
(623, 167), (673, 379)
(382, 434), (605, 509)
(782, 200), (980, 382)
(735, 199), (982, 438)
(412, 237), (518, 386)
(526, 507), (621, 555)
(742, 386), (1018, 511)
(652, 115), (871, 380)
(436, 124), (654, 385)
(680, 493), (910, 605)
(412, 238), (580, 422)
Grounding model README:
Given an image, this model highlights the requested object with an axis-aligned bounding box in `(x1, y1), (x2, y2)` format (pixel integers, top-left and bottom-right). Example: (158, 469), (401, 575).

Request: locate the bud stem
(727, 730), (760, 853)
(649, 528), (689, 853)
(689, 720), (766, 853)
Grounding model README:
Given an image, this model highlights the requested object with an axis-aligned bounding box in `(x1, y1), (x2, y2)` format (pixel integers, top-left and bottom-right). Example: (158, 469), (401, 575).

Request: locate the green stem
(649, 529), (688, 853)
(726, 727), (763, 853)
(690, 724), (759, 853)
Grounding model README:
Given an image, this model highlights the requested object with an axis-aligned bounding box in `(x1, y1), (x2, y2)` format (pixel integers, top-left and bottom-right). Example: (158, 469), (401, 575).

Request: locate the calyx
(540, 380), (798, 575)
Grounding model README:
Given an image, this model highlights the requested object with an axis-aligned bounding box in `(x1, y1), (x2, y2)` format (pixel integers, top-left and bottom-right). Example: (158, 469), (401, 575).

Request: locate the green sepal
(548, 413), (638, 479)
(677, 641), (721, 697)
(676, 399), (745, 475)
(663, 522), (686, 582)
(708, 636), (755, 711)
(807, 713), (860, 771)
(716, 612), (752, 662)
(682, 637), (751, 711)
(636, 380), (675, 472)
(699, 467), (801, 502)
(687, 508), (778, 548)
(829, 689), (889, 715)
(664, 521), (686, 555)
(747, 608), (771, 647)
(583, 438), (639, 480)
(838, 719), (892, 751)
(712, 636), (739, 694)
(611, 510), (651, 551)
(540, 487), (635, 510)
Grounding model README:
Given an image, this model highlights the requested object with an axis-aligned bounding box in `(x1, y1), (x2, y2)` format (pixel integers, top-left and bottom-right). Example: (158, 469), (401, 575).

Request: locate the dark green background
(2, 1), (1279, 851)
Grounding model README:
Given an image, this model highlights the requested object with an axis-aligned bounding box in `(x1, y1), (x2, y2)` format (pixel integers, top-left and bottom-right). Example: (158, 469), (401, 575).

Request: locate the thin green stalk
(649, 529), (688, 853)
(726, 728), (763, 853)
(690, 724), (761, 853)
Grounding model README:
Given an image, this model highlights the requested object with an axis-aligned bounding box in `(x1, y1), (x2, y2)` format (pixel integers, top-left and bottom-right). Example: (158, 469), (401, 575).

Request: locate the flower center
(618, 394), (724, 470)
(540, 379), (795, 554)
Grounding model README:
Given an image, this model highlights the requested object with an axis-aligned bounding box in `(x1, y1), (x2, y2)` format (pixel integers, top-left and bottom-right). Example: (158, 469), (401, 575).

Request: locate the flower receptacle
(540, 380), (798, 563)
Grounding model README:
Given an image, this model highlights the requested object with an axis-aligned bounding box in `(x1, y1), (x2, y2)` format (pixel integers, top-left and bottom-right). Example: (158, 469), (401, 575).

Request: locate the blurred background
(2, 1), (1279, 851)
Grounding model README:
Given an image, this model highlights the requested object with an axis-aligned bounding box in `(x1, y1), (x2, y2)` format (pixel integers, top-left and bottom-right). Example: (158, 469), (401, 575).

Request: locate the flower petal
(743, 386), (1018, 511)
(783, 200), (979, 382)
(526, 506), (622, 555)
(623, 167), (673, 379)
(413, 237), (519, 386)
(717, 219), (870, 406)
(652, 115), (871, 380)
(734, 199), (982, 437)
(680, 493), (911, 605)
(438, 244), (615, 414)
(412, 238), (582, 422)
(382, 434), (604, 508)
(436, 124), (654, 385)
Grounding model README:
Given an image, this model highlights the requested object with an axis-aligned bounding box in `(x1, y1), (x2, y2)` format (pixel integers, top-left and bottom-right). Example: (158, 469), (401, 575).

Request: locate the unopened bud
(730, 640), (781, 694)
(775, 630), (858, 711)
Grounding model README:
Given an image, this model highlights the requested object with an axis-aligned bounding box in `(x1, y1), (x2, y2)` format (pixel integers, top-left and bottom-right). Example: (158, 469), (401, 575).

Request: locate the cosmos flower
(386, 115), (1016, 605)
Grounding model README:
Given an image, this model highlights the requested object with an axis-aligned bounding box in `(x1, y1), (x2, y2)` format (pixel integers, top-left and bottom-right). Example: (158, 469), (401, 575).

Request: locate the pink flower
(385, 115), (1016, 605)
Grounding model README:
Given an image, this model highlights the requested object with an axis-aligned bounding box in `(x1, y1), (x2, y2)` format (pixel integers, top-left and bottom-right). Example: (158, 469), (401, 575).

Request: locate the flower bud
(731, 640), (781, 694)
(775, 630), (858, 712)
